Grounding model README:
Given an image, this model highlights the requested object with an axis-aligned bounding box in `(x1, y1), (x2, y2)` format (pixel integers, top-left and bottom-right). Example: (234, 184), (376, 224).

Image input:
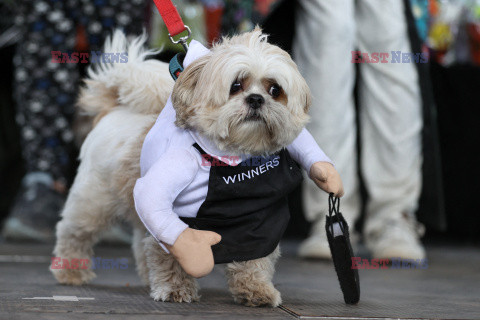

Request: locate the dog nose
(246, 94), (265, 110)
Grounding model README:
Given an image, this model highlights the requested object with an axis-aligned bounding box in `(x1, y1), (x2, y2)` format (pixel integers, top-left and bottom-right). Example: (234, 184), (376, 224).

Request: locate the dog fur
(51, 28), (311, 307)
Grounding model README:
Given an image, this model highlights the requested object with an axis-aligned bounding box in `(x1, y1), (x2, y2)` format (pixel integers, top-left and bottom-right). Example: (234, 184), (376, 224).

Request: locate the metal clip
(168, 25), (191, 52)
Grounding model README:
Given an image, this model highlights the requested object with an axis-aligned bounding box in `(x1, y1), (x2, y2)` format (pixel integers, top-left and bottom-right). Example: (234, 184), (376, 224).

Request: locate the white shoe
(366, 215), (426, 260)
(298, 219), (359, 260)
(298, 231), (332, 259)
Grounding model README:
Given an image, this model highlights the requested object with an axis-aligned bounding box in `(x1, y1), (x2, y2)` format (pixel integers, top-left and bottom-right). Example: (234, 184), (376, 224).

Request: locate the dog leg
(143, 235), (200, 303)
(225, 246), (282, 307)
(132, 226), (149, 285)
(51, 178), (116, 285)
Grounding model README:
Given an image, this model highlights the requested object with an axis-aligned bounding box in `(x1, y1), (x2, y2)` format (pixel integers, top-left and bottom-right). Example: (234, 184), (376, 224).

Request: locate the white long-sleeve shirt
(133, 40), (332, 249)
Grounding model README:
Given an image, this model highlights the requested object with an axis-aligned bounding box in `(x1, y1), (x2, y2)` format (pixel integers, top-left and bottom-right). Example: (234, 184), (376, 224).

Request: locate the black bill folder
(325, 193), (360, 304)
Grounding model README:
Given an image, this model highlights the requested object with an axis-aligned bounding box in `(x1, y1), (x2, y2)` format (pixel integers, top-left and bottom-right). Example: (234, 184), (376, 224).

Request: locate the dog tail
(75, 30), (174, 142)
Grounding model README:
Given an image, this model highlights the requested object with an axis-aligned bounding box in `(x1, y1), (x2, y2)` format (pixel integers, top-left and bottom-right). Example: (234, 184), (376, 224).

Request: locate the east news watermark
(51, 257), (129, 270)
(199, 154), (280, 167)
(351, 51), (429, 64)
(352, 257), (429, 269)
(51, 51), (128, 64)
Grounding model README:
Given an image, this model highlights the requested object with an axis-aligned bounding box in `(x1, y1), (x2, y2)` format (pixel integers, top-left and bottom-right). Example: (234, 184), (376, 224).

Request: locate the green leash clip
(169, 53), (186, 81)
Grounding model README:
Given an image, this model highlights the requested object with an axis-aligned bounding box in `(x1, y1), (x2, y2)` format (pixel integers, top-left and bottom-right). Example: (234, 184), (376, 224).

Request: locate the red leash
(152, 0), (191, 51)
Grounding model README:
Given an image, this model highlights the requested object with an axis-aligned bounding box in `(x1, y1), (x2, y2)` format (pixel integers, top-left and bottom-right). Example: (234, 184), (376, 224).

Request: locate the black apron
(180, 143), (303, 264)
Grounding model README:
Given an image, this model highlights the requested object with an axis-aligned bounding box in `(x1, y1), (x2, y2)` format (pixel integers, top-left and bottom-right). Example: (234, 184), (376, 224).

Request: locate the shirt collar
(189, 130), (253, 167)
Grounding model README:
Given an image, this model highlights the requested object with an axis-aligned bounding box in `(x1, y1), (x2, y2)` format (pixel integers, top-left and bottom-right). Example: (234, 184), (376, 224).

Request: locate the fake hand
(310, 161), (344, 197)
(166, 228), (221, 278)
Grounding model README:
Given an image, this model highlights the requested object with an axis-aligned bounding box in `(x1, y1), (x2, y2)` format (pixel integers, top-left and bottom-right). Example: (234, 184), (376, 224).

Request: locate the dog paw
(231, 283), (282, 307)
(150, 285), (200, 303)
(51, 267), (96, 285)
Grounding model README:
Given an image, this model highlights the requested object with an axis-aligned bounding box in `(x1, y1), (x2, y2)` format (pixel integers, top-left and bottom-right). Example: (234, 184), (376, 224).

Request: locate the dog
(51, 28), (329, 307)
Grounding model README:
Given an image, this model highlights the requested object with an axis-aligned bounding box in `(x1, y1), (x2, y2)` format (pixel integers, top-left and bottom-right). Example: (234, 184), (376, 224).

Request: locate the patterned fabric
(221, 0), (281, 35)
(13, 0), (147, 185)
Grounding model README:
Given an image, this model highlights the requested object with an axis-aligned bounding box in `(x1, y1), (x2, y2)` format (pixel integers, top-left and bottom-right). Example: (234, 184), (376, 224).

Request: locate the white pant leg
(293, 0), (360, 227)
(356, 0), (423, 235)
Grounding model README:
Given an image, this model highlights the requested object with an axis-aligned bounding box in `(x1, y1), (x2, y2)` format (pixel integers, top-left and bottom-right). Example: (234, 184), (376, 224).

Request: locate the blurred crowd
(0, 0), (478, 258)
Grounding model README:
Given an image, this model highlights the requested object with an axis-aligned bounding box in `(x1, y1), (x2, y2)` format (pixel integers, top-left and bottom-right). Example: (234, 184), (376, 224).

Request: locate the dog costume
(133, 41), (332, 263)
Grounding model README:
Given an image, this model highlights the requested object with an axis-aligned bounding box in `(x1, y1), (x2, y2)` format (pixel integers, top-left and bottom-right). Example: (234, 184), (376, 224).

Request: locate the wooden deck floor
(0, 241), (479, 319)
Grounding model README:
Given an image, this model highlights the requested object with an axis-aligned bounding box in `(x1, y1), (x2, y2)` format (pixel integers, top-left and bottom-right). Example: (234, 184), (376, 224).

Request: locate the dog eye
(269, 84), (281, 98)
(230, 81), (242, 95)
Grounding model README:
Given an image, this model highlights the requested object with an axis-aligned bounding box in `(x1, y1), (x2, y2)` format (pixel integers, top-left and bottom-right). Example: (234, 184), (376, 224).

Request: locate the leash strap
(325, 193), (360, 304)
(152, 0), (191, 51)
(152, 0), (186, 36)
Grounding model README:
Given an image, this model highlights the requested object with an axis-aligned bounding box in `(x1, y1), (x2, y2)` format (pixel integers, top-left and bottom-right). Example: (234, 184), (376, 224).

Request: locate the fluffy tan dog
(51, 28), (342, 307)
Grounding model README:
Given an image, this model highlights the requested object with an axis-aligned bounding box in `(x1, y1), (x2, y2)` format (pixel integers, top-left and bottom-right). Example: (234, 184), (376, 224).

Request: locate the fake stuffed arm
(133, 148), (221, 278)
(287, 128), (344, 197)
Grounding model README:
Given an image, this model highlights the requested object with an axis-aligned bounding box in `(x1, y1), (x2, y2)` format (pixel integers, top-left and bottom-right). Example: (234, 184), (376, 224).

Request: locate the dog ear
(292, 74), (312, 115)
(303, 81), (312, 114)
(171, 55), (209, 128)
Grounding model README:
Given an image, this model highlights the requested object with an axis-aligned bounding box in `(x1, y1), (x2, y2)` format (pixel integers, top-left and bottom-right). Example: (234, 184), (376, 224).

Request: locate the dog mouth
(244, 111), (262, 121)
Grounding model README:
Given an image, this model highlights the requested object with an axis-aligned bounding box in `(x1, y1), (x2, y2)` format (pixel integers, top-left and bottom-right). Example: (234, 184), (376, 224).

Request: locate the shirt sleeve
(133, 148), (199, 247)
(287, 128), (333, 177)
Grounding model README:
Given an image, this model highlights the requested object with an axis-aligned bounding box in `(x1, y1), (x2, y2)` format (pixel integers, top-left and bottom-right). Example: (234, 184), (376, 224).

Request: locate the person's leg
(79, 0), (147, 52)
(356, 0), (425, 259)
(3, 0), (79, 241)
(293, 0), (359, 258)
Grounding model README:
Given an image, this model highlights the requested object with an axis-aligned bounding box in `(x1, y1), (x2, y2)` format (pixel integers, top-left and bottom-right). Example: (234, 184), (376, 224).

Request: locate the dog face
(172, 27), (311, 156)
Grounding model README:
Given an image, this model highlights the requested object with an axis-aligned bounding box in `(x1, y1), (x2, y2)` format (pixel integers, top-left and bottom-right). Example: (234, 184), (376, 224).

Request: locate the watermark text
(352, 257), (428, 269)
(51, 51), (128, 64)
(351, 51), (429, 64)
(50, 257), (129, 270)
